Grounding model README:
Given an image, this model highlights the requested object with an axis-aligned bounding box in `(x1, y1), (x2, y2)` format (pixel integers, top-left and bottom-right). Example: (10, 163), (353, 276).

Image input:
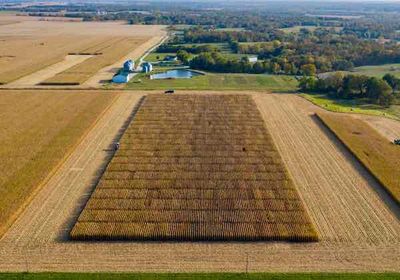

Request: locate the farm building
(142, 62), (153, 73)
(248, 56), (258, 63)
(112, 72), (132, 83)
(123, 59), (135, 72)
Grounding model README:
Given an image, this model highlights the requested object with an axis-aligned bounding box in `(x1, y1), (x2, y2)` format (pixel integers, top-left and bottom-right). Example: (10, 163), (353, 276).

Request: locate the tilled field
(71, 94), (317, 241)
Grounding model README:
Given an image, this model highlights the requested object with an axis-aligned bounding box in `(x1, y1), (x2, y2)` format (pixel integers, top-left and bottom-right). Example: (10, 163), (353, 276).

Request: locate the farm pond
(150, 69), (202, 80)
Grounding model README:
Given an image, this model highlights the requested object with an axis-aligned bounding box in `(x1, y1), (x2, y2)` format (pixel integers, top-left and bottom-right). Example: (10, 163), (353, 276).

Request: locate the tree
(176, 50), (191, 64)
(324, 72), (345, 94)
(299, 76), (318, 92)
(383, 73), (399, 93)
(366, 77), (393, 106)
(301, 64), (317, 76)
(342, 74), (369, 98)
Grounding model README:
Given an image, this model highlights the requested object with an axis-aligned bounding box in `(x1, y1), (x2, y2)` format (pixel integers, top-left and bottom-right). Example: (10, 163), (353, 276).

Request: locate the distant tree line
(156, 44), (218, 54)
(299, 73), (399, 106)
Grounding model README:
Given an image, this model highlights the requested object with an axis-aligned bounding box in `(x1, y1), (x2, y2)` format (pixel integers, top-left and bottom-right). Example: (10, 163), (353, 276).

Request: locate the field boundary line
(0, 93), (121, 239)
(315, 113), (400, 208)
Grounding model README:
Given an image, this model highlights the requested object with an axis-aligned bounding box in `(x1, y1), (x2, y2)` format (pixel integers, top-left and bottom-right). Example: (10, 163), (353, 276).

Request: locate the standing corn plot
(71, 94), (318, 241)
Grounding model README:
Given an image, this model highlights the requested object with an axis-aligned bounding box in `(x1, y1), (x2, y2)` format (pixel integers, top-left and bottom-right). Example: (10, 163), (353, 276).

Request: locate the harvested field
(71, 94), (317, 241)
(0, 92), (399, 272)
(7, 55), (93, 87)
(41, 37), (148, 85)
(0, 35), (105, 84)
(317, 113), (400, 204)
(0, 90), (117, 237)
(0, 15), (165, 85)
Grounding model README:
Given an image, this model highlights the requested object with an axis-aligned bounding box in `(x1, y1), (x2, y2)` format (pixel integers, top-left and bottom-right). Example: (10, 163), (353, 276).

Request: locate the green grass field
(322, 64), (400, 79)
(280, 26), (343, 33)
(125, 73), (298, 91)
(280, 25), (318, 33)
(350, 64), (400, 78)
(301, 93), (400, 120)
(145, 53), (177, 62)
(1, 273), (399, 280)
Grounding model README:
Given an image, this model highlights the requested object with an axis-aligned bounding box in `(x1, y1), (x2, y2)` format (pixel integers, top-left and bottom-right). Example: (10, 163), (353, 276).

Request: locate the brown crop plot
(0, 90), (118, 237)
(71, 94), (318, 242)
(317, 112), (400, 204)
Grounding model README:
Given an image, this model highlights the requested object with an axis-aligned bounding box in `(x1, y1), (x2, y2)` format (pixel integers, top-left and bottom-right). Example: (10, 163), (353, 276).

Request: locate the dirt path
(0, 92), (399, 272)
(7, 55), (93, 87)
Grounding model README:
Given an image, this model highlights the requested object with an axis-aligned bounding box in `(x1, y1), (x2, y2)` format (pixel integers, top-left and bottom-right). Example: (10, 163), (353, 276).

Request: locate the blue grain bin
(123, 60), (135, 72)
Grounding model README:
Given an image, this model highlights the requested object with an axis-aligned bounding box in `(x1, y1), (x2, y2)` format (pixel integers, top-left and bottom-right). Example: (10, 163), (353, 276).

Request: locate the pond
(150, 69), (202, 80)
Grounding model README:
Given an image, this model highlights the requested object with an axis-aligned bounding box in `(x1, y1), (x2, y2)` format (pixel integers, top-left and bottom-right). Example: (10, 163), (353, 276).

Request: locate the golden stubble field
(0, 14), (165, 85)
(0, 91), (398, 272)
(0, 90), (118, 237)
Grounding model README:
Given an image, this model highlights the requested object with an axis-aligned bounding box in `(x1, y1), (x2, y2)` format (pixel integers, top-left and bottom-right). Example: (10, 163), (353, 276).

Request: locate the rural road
(0, 92), (399, 272)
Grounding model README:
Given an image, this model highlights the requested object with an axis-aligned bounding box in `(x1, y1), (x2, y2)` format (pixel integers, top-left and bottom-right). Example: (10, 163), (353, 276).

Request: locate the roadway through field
(0, 92), (399, 272)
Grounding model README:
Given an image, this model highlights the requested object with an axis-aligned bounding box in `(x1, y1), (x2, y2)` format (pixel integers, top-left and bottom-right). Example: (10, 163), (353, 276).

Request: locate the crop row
(71, 95), (318, 241)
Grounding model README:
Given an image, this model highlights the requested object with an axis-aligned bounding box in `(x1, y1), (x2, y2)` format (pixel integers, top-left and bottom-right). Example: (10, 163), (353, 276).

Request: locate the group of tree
(156, 44), (218, 54)
(187, 51), (314, 75)
(299, 73), (399, 106)
(183, 27), (275, 43)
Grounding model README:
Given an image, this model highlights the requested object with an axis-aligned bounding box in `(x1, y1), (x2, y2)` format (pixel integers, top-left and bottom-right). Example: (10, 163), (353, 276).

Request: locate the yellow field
(317, 113), (400, 204)
(71, 94), (318, 241)
(0, 15), (164, 84)
(0, 90), (118, 237)
(0, 36), (109, 84)
(41, 37), (148, 85)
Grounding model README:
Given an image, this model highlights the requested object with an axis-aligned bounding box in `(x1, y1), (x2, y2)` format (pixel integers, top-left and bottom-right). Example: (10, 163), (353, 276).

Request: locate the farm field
(41, 37), (149, 85)
(0, 90), (118, 238)
(0, 14), (165, 85)
(320, 64), (400, 79)
(350, 64), (400, 78)
(0, 92), (398, 272)
(71, 94), (317, 241)
(126, 74), (298, 91)
(1, 273), (400, 280)
(316, 113), (400, 204)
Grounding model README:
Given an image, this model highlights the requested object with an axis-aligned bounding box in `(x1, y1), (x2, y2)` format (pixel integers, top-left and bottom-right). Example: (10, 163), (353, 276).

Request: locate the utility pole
(245, 252), (249, 274)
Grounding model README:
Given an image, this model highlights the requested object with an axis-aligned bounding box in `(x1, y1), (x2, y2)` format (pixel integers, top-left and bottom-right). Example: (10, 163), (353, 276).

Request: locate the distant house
(112, 72), (132, 83)
(142, 62), (153, 73)
(164, 55), (178, 62)
(123, 59), (135, 72)
(248, 56), (258, 63)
